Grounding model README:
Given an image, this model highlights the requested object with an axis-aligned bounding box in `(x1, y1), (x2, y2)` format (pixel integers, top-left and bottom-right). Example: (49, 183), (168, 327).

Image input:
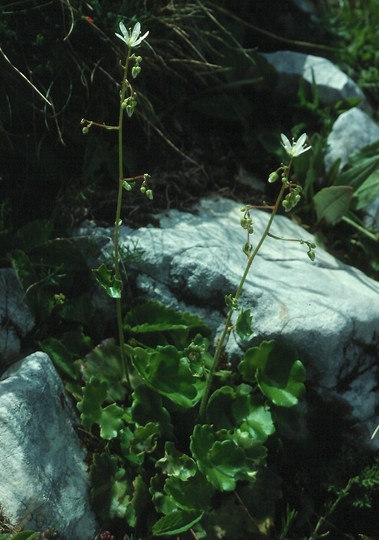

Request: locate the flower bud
(132, 65), (141, 79)
(145, 189), (153, 200)
(243, 242), (252, 256)
(126, 105), (135, 117)
(122, 181), (133, 191)
(268, 171), (279, 183)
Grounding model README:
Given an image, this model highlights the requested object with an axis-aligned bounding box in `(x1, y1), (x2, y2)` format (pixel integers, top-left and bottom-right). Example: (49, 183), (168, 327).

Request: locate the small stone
(0, 352), (97, 539)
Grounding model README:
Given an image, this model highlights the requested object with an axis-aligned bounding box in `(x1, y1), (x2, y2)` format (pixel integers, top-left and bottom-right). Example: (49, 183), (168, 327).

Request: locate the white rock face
(110, 197), (378, 446)
(0, 269), (34, 365)
(324, 107), (379, 171)
(262, 50), (367, 107)
(0, 352), (97, 539)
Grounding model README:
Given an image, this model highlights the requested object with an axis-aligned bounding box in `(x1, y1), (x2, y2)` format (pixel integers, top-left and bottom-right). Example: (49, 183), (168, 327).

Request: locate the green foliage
(313, 186), (353, 225)
(93, 264), (122, 299)
(55, 300), (307, 538)
(321, 0), (379, 105)
(287, 129), (379, 278)
(239, 340), (306, 408)
(124, 301), (210, 348)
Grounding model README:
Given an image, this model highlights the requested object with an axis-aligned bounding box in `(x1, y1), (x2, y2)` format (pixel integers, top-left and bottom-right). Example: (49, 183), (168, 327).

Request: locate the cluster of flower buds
(131, 55), (143, 79)
(240, 206), (254, 234)
(184, 341), (206, 368)
(300, 240), (317, 261)
(121, 92), (138, 117)
(282, 185), (302, 212)
(140, 173), (153, 200)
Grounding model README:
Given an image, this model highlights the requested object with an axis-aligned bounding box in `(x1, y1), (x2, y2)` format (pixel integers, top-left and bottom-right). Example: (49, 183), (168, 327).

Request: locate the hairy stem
(199, 177), (289, 420)
(114, 48), (132, 387)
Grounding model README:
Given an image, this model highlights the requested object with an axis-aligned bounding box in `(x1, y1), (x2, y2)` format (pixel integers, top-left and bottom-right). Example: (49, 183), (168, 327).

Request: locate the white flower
(115, 21), (149, 48)
(281, 133), (311, 157)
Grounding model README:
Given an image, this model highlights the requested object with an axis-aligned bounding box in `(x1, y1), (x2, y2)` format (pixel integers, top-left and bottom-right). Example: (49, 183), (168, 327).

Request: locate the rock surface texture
(86, 196), (379, 446)
(0, 352), (97, 539)
(324, 107), (379, 171)
(0, 269), (34, 366)
(262, 50), (367, 107)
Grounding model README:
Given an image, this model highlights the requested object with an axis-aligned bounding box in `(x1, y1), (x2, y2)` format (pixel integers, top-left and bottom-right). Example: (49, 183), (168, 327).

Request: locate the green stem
(341, 215), (378, 242)
(114, 48), (132, 387)
(198, 178), (289, 420)
(308, 479), (353, 540)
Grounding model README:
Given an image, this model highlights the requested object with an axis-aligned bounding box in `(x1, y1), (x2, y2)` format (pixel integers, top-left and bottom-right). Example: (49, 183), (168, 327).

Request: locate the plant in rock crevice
(73, 95), (317, 535)
(38, 17), (319, 534)
(46, 17), (330, 540)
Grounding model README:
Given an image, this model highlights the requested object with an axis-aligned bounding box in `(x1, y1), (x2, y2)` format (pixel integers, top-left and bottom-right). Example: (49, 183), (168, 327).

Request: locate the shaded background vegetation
(0, 0), (327, 225)
(2, 0), (378, 278)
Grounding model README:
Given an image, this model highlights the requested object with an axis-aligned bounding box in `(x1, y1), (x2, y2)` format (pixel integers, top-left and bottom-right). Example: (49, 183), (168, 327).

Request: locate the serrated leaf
(124, 301), (209, 348)
(235, 308), (253, 340)
(90, 452), (147, 525)
(313, 186), (353, 225)
(241, 404), (275, 442)
(190, 425), (247, 491)
(156, 442), (197, 480)
(120, 422), (160, 465)
(82, 338), (126, 401)
(93, 263), (122, 298)
(100, 403), (125, 439)
(130, 346), (205, 409)
(77, 377), (108, 430)
(164, 471), (214, 511)
(152, 509), (203, 536)
(77, 377), (124, 438)
(150, 474), (178, 516)
(239, 340), (306, 408)
(207, 385), (274, 444)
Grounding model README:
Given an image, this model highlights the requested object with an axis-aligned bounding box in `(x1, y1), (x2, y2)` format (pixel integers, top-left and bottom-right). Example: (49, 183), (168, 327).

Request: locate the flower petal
(293, 133), (307, 153)
(131, 22), (141, 42)
(280, 134), (292, 153)
(133, 31), (149, 47)
(119, 21), (128, 38)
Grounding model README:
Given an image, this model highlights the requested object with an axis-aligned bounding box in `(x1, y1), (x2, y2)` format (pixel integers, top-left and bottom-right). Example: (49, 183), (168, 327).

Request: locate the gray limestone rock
(0, 269), (34, 366)
(0, 351), (97, 539)
(324, 107), (379, 171)
(262, 50), (367, 108)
